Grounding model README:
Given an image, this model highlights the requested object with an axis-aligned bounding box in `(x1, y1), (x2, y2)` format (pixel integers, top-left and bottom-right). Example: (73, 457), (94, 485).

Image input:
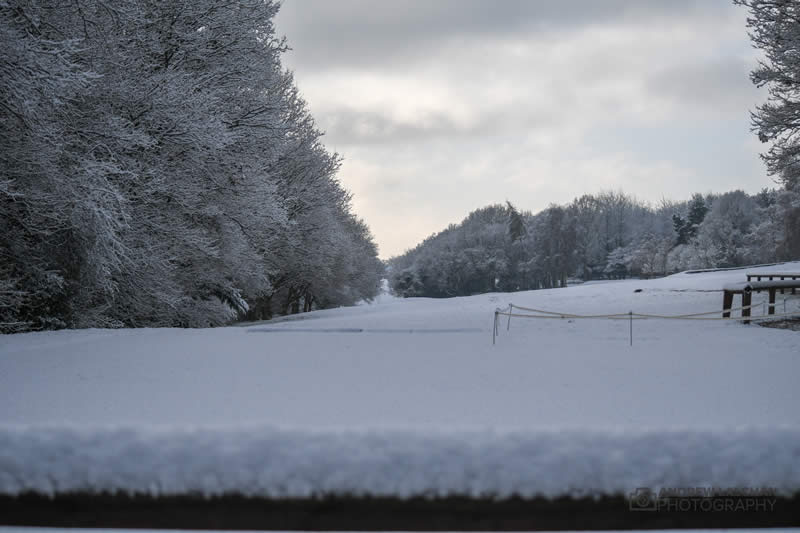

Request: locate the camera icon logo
(629, 487), (658, 511)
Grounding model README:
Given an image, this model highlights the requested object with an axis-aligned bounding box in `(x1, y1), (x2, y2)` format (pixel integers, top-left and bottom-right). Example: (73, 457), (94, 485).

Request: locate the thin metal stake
(493, 311), (498, 345)
(629, 311), (633, 346)
(507, 304), (512, 331)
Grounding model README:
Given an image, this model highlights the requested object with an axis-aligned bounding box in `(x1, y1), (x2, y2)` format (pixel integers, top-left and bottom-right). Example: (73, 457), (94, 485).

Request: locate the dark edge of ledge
(1, 492), (799, 530)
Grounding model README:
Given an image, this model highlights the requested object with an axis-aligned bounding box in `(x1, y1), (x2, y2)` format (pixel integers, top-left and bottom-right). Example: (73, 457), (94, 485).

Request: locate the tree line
(388, 187), (800, 298)
(0, 1), (383, 332)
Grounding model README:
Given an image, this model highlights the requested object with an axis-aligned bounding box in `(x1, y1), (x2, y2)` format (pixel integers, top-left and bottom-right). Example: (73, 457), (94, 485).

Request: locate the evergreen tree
(672, 214), (690, 245)
(687, 194), (709, 229)
(507, 201), (527, 242)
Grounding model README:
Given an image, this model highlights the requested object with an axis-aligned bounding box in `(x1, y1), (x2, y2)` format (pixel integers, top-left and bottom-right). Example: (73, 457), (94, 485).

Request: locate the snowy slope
(0, 263), (799, 498)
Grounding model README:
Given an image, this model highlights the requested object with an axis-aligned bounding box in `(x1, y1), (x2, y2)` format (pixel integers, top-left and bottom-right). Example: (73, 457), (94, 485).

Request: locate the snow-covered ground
(1, 263), (799, 498)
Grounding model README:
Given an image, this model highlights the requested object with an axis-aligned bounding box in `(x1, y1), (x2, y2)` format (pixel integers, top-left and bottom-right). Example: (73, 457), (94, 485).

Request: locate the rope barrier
(508, 304), (631, 319)
(498, 311), (649, 320)
(495, 301), (800, 345)
(497, 309), (800, 321)
(632, 309), (800, 321)
(511, 302), (768, 318)
(630, 302), (770, 318)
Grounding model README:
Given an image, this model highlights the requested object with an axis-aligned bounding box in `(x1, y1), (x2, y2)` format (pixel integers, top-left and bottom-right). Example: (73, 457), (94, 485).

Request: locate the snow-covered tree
(737, 0), (800, 190)
(388, 187), (795, 298)
(0, 0), (381, 332)
(737, 0), (800, 258)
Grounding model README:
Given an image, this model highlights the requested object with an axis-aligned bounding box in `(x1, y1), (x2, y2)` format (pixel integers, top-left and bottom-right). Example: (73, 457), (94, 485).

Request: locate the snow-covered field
(1, 263), (799, 498)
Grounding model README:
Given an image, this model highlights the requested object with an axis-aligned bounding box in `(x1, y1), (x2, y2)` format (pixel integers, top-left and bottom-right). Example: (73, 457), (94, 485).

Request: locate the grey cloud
(277, 0), (730, 69)
(320, 108), (459, 146)
(318, 106), (557, 146)
(646, 58), (759, 114)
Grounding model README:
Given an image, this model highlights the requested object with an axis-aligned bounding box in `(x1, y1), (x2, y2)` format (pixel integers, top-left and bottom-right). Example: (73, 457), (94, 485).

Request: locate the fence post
(629, 311), (633, 346)
(722, 290), (733, 318)
(742, 290), (752, 325)
(507, 304), (512, 331)
(493, 310), (498, 345)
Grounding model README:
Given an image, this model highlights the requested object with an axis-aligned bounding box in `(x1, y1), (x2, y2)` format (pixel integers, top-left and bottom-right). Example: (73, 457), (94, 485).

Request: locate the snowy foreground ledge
(1, 426), (799, 499)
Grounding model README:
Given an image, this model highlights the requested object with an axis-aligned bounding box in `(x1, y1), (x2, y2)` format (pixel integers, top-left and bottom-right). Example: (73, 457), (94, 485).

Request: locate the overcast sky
(275, 0), (767, 258)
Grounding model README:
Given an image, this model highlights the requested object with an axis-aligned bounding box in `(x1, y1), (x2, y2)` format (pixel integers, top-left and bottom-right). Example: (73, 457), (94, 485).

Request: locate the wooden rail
(746, 273), (799, 295)
(723, 279), (800, 324)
